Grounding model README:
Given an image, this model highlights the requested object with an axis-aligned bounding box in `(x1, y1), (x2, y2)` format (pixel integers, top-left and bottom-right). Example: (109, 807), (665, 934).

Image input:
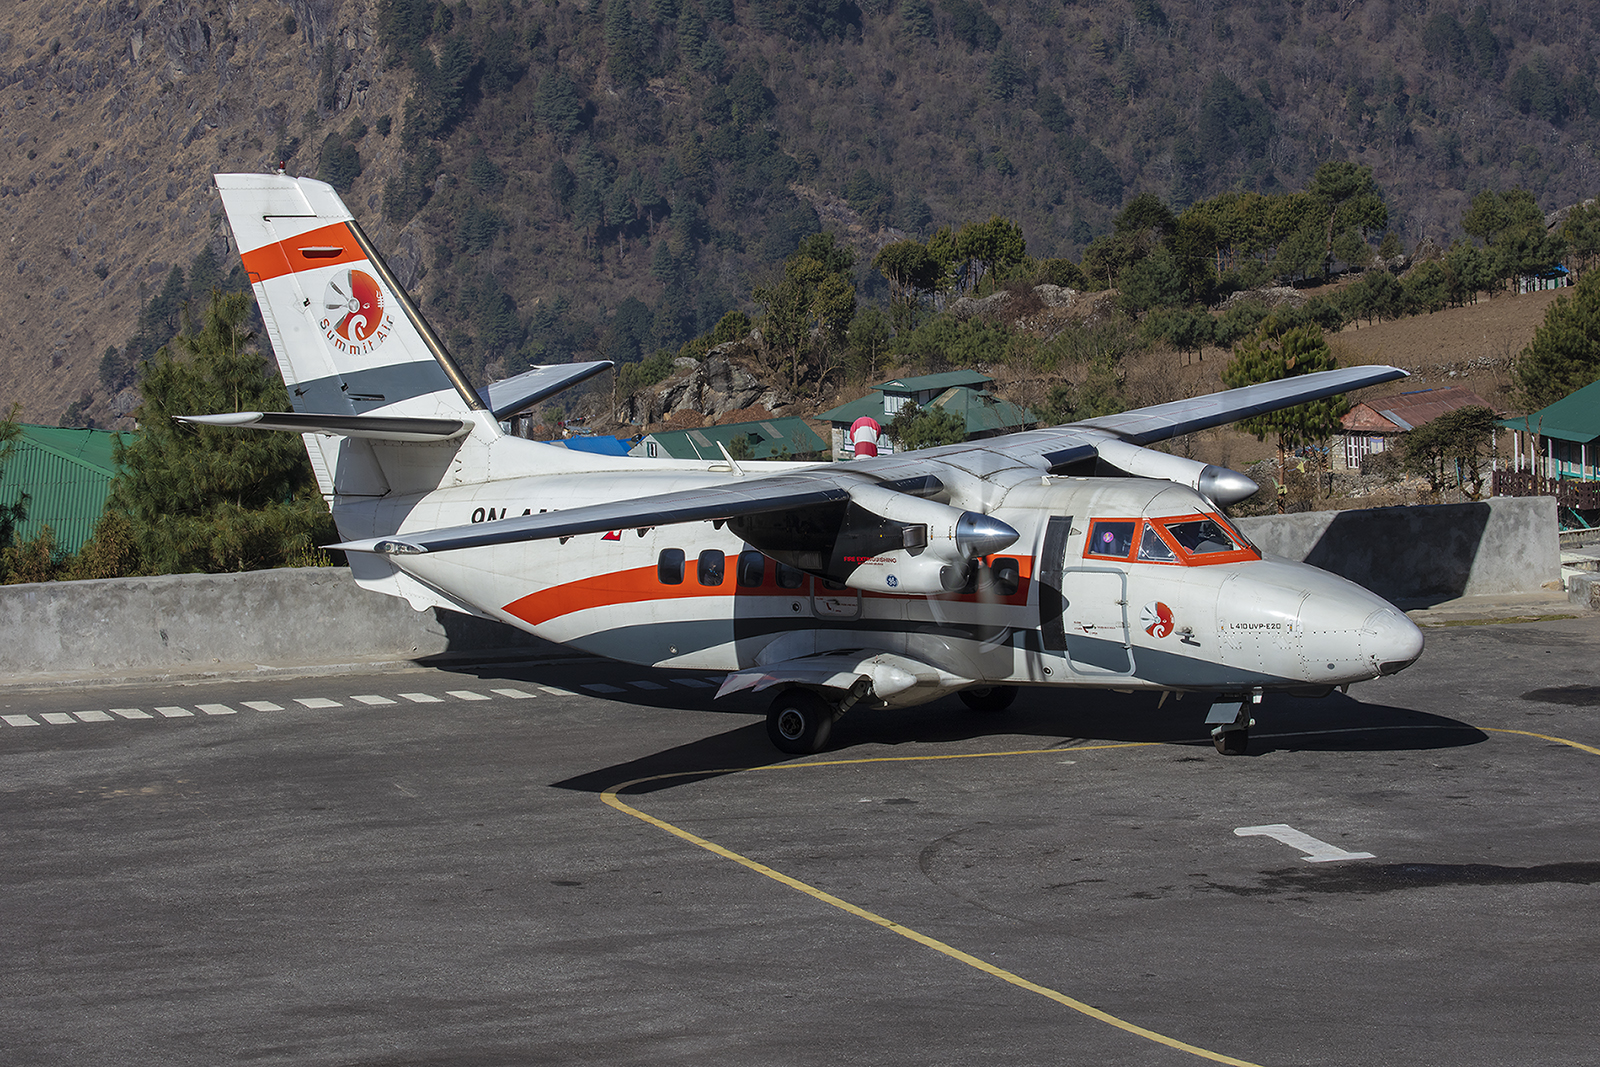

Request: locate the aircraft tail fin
(214, 172), (500, 497)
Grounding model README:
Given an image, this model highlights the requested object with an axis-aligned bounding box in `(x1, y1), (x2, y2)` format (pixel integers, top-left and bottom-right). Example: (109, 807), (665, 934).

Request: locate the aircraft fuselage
(342, 460), (1422, 704)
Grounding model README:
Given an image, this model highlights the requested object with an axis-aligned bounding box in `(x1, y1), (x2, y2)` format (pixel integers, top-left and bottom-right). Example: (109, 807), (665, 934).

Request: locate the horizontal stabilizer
(177, 411), (469, 441)
(478, 361), (614, 420)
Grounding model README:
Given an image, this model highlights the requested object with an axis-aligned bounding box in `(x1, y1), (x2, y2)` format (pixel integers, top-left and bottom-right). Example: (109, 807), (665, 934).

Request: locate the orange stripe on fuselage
(501, 554), (1036, 629)
(239, 221), (368, 283)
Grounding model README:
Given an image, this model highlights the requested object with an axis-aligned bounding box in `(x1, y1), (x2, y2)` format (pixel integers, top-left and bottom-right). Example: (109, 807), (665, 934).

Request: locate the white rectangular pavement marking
(582, 683), (626, 694)
(2, 714), (39, 727)
(294, 698), (343, 709)
(74, 711), (114, 723)
(110, 708), (153, 720)
(243, 701), (283, 712)
(491, 688), (535, 699)
(536, 686), (570, 696)
(197, 704), (237, 716)
(1234, 824), (1375, 863)
(41, 713), (76, 725)
(447, 690), (490, 701)
(156, 706), (193, 718)
(628, 681), (667, 691)
(352, 695), (397, 705)
(398, 693), (443, 703)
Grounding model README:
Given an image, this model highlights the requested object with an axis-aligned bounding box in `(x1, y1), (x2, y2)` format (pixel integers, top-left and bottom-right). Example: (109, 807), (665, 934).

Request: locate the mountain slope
(1, 0), (1597, 425)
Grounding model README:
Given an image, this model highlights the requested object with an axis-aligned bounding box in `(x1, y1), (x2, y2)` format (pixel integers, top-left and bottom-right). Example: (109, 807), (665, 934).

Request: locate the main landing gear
(766, 681), (876, 755)
(767, 689), (837, 754)
(958, 685), (1019, 714)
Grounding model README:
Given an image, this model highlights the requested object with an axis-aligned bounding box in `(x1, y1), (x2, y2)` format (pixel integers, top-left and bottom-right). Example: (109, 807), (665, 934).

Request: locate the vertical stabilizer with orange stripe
(214, 172), (499, 498)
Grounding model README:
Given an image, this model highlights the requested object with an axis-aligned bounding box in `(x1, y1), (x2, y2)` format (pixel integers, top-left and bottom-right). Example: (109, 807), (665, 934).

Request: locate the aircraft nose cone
(1364, 607), (1425, 676)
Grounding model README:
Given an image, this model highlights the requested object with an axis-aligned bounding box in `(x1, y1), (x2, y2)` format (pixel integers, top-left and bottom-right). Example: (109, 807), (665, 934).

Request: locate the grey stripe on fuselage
(575, 617), (1304, 691)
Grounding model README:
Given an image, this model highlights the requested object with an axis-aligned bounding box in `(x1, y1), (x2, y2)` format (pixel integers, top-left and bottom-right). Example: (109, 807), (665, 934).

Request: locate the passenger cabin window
(1085, 520), (1136, 560)
(737, 550), (767, 587)
(697, 549), (725, 586)
(776, 562), (805, 589)
(1137, 524), (1177, 563)
(658, 548), (686, 585)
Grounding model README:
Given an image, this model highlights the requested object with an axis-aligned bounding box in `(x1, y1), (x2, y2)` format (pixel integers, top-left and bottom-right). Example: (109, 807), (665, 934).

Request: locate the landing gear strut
(767, 689), (836, 754)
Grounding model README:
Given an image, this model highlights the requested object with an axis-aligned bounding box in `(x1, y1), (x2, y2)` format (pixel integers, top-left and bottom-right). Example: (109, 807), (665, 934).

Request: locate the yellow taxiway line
(600, 727), (1599, 1066)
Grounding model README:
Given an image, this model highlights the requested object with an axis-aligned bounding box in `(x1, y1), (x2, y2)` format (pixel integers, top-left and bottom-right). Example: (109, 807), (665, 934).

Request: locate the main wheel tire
(1214, 727), (1249, 756)
(958, 685), (1019, 714)
(767, 689), (835, 754)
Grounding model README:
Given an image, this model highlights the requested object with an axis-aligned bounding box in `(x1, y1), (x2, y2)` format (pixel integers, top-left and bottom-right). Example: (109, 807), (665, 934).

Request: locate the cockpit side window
(1137, 523), (1177, 563)
(1085, 519), (1136, 560)
(1165, 517), (1238, 554)
(1154, 513), (1261, 565)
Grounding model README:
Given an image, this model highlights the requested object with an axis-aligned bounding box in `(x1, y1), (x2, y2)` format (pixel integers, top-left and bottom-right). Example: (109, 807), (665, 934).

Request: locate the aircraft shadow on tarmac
(537, 676), (1486, 795)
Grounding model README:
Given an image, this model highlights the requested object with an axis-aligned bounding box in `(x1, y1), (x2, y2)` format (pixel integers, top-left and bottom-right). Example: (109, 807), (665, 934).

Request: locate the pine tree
(1516, 270), (1600, 410)
(103, 291), (335, 574)
(1222, 322), (1347, 511)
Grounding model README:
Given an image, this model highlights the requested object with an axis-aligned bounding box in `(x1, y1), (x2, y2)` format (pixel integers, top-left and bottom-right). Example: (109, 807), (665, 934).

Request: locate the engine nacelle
(838, 484), (1019, 594)
(1091, 437), (1259, 504)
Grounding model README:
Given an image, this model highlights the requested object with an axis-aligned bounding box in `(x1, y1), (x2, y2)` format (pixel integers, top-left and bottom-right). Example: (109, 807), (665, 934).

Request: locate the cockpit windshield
(1084, 512), (1260, 566)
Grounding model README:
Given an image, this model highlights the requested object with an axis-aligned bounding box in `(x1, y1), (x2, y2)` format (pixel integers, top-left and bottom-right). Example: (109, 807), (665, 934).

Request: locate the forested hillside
(2, 0), (1598, 425)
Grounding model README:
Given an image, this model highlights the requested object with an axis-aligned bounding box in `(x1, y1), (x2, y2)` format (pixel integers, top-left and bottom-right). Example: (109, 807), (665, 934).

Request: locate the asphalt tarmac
(2, 615), (1597, 1066)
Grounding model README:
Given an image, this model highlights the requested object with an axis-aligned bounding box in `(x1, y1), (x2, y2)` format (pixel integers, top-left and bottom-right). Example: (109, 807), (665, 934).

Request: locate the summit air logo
(320, 268), (394, 355)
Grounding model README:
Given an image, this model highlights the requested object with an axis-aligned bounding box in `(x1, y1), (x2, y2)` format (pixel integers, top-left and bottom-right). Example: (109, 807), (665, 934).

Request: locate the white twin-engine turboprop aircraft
(190, 172), (1424, 755)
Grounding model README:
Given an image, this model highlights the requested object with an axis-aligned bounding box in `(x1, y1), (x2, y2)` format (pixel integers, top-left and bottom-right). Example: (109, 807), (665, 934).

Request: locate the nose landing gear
(1206, 690), (1261, 755)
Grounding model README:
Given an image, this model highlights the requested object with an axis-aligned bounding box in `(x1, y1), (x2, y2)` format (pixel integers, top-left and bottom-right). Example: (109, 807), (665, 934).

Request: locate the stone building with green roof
(628, 417), (826, 462)
(818, 370), (1035, 459)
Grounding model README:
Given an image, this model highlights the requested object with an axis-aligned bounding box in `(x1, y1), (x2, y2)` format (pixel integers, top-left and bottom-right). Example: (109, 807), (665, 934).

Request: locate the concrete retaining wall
(0, 567), (550, 679)
(0, 496), (1560, 680)
(1237, 495), (1560, 600)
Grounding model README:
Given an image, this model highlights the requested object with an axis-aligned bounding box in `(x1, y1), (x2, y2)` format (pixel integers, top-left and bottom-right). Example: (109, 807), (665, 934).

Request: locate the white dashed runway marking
(2, 677), (715, 730)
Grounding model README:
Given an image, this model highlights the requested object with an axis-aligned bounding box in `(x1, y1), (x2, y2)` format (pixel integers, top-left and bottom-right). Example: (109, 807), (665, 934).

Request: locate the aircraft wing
(334, 364), (1405, 555)
(332, 470), (944, 554)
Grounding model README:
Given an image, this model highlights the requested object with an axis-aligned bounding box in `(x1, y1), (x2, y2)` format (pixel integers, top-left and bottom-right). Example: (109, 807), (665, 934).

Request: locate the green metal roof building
(0, 426), (130, 553)
(1497, 379), (1600, 481)
(818, 371), (1034, 459)
(629, 417), (827, 461)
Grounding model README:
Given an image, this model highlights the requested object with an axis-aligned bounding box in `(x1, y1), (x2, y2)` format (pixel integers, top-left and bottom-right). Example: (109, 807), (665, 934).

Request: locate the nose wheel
(1207, 692), (1259, 755)
(1212, 723), (1250, 755)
